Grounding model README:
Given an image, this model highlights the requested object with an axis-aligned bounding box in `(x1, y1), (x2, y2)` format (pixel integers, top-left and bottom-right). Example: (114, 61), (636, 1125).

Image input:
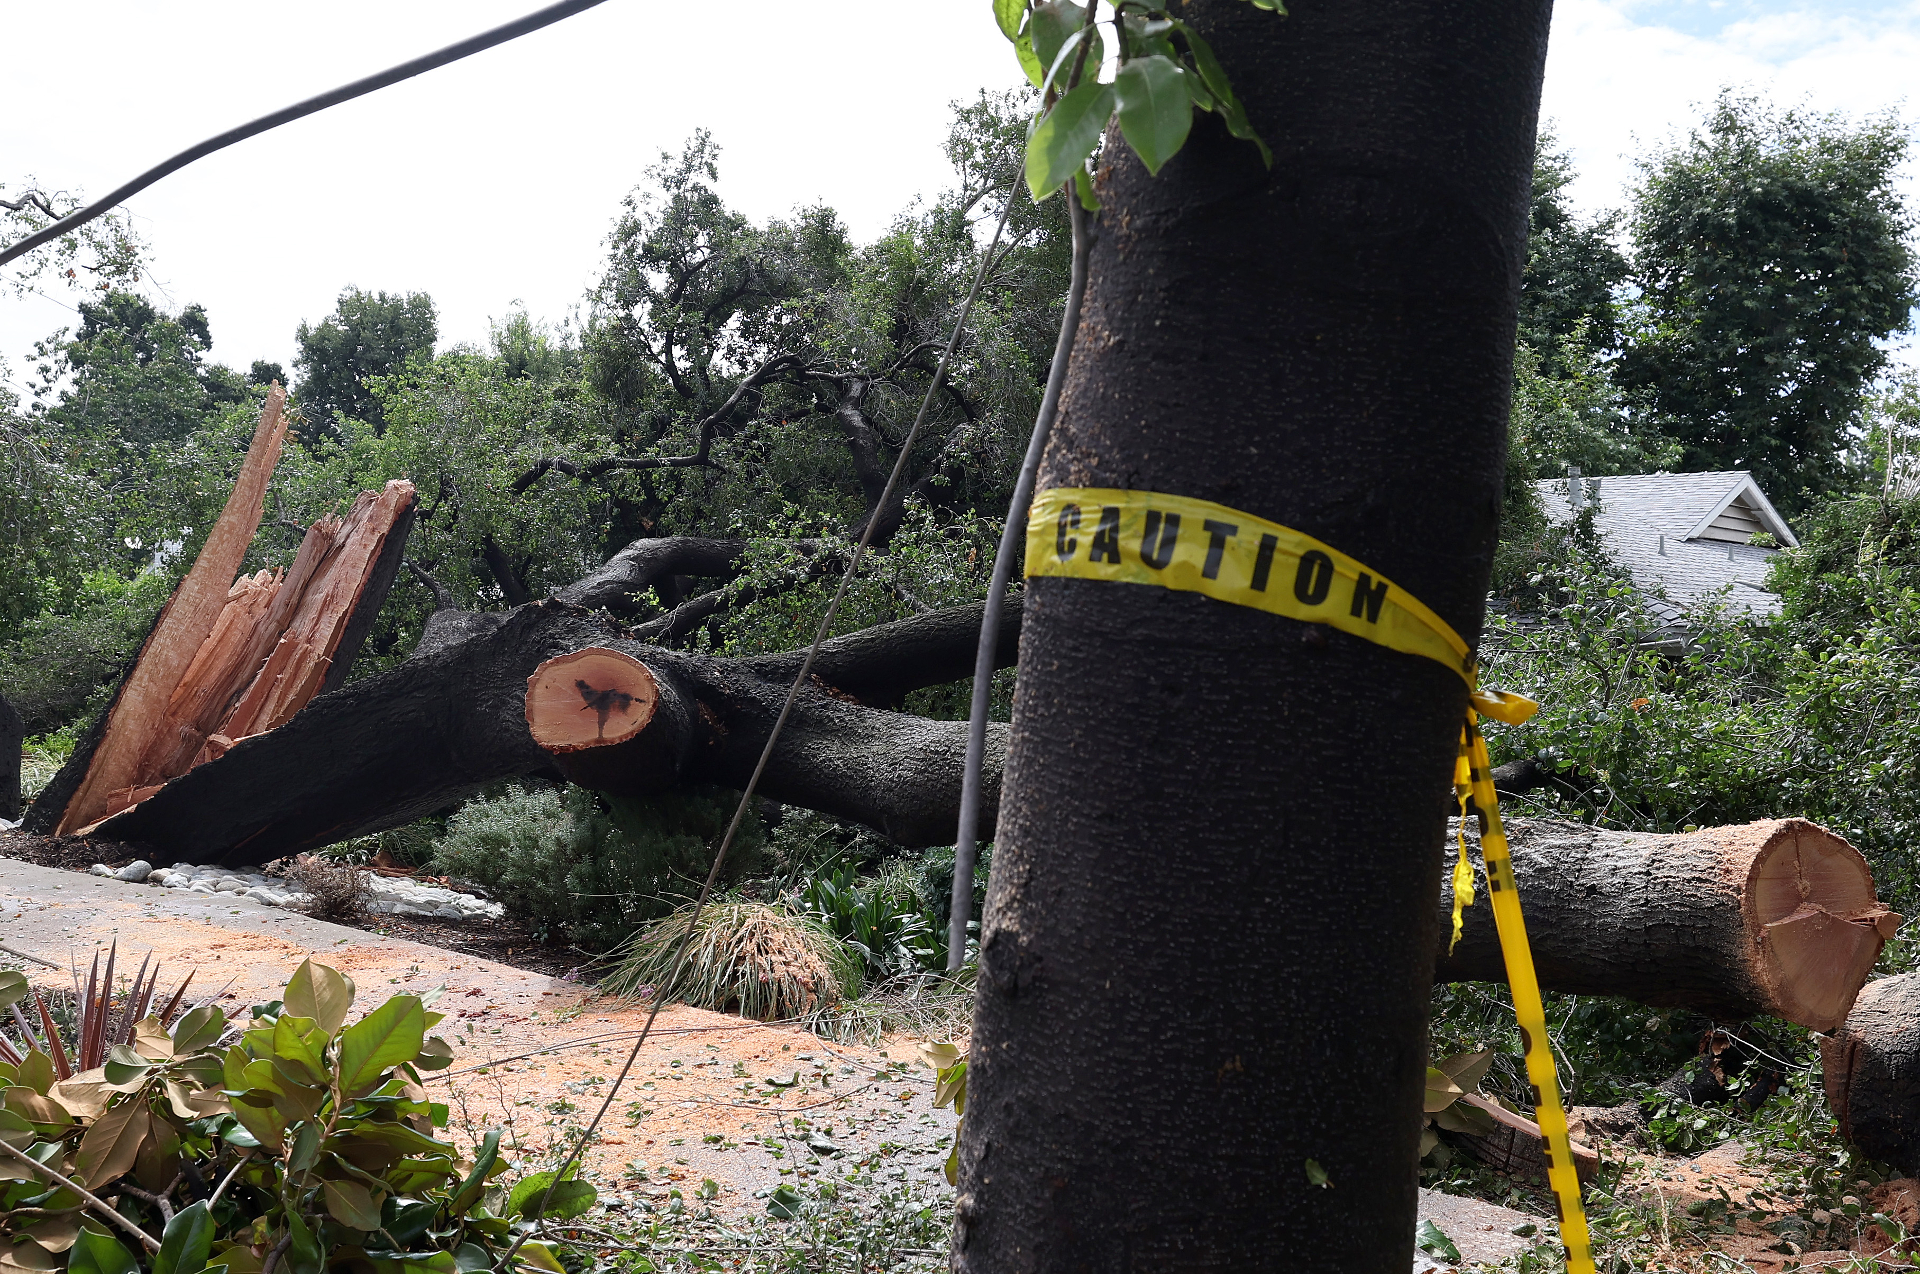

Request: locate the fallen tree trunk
(1435, 817), (1897, 1031)
(1823, 972), (1920, 1172)
(0, 694), (21, 822)
(1450, 1093), (1598, 1185)
(60, 597), (1023, 865)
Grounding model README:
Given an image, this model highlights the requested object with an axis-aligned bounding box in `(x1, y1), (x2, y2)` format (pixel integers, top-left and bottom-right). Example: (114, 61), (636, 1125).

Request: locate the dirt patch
(0, 828), (155, 871)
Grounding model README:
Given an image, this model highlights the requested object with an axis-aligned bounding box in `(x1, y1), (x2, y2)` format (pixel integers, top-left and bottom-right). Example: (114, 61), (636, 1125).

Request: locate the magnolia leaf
(323, 1180), (385, 1231)
(270, 1014), (327, 1086)
(228, 1090), (287, 1154)
(915, 1042), (960, 1071)
(4, 1085), (70, 1125)
(1436, 1049), (1495, 1093)
(169, 1004), (228, 1056)
(0, 1107), (41, 1155)
(75, 1099), (149, 1189)
(287, 1123), (321, 1174)
(415, 1037), (454, 1072)
(1114, 55), (1193, 175)
(452, 1245), (491, 1274)
(766, 1184), (804, 1220)
(1423, 1067), (1464, 1113)
(945, 1142), (960, 1186)
(512, 1243), (566, 1274)
(153, 1202), (214, 1274)
(336, 995), (426, 1097)
(508, 1169), (596, 1220)
(285, 1213), (322, 1274)
(1025, 81), (1115, 201)
(130, 1017), (174, 1062)
(0, 971), (28, 1011)
(1416, 1219), (1461, 1264)
(102, 1047), (152, 1087)
(0, 1242), (60, 1273)
(1432, 1102), (1497, 1135)
(284, 961), (355, 1037)
(50, 1074), (116, 1120)
(21, 1215), (80, 1254)
(14, 1051), (54, 1096)
(65, 1230), (138, 1274)
(1418, 1126), (1440, 1159)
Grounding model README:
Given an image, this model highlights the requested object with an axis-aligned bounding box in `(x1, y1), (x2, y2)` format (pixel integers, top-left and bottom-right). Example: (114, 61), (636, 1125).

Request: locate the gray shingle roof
(1530, 471), (1793, 622)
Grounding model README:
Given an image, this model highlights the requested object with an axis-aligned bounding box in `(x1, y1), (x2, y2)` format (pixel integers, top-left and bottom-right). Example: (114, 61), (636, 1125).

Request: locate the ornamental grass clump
(601, 901), (858, 1021)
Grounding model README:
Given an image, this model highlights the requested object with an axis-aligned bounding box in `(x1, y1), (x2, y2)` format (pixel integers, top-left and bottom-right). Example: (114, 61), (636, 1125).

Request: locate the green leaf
(270, 1014), (327, 1086)
(287, 1123), (321, 1174)
(506, 1170), (596, 1221)
(1014, 31), (1044, 88)
(1073, 166), (1101, 211)
(1025, 81), (1115, 202)
(1424, 1067), (1464, 1113)
(336, 995), (426, 1098)
(169, 1005), (228, 1056)
(993, 0), (1026, 42)
(285, 1213), (322, 1274)
(1027, 1), (1084, 78)
(1114, 55), (1193, 175)
(766, 1184), (804, 1220)
(512, 1243), (565, 1274)
(452, 1245), (491, 1274)
(14, 1050), (54, 1095)
(1436, 1049), (1495, 1093)
(323, 1180), (384, 1231)
(415, 1037), (454, 1072)
(451, 1130), (503, 1212)
(154, 1203), (214, 1274)
(283, 961), (354, 1038)
(1173, 21), (1273, 166)
(0, 971), (27, 1012)
(67, 1230), (139, 1274)
(102, 1046), (152, 1087)
(1416, 1219), (1461, 1264)
(1303, 1158), (1331, 1189)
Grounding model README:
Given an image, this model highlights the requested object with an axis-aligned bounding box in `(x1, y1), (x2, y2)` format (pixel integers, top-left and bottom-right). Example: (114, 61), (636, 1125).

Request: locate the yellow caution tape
(1025, 486), (1594, 1273)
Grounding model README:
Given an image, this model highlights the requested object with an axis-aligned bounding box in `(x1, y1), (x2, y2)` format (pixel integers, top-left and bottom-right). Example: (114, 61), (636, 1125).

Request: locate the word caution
(1024, 486), (1473, 680)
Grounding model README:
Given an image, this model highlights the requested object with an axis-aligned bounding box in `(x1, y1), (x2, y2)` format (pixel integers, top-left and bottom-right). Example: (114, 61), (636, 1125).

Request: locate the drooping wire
(0, 0), (611, 269)
(945, 192), (1090, 968)
(498, 186), (1020, 1266)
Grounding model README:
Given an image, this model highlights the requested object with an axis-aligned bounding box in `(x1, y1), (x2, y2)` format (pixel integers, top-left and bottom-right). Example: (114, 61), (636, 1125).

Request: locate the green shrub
(0, 569), (173, 735)
(430, 783), (765, 948)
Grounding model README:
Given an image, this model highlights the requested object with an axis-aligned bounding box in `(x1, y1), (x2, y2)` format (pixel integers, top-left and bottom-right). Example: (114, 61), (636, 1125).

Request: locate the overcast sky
(2, 0), (1915, 384)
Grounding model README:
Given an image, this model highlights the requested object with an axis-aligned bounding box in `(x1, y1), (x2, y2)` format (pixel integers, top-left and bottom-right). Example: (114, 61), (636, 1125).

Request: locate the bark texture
(1823, 972), (1920, 1173)
(70, 600), (1018, 865)
(0, 695), (21, 822)
(954, 3), (1551, 1268)
(1436, 818), (1896, 1030)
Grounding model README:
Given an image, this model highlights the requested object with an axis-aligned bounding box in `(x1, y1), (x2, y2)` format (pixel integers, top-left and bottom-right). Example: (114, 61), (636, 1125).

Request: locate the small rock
(214, 877), (250, 893)
(432, 906), (465, 920)
(113, 860), (153, 883)
(243, 888), (281, 907)
(189, 884), (216, 894)
(88, 863), (114, 877)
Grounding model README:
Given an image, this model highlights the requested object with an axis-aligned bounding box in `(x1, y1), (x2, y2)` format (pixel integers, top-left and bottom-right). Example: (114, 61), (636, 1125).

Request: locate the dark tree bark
(954, 4), (1551, 1269)
(73, 600), (1019, 865)
(1824, 973), (1920, 1172)
(1435, 817), (1895, 1030)
(550, 536), (757, 613)
(0, 694), (22, 822)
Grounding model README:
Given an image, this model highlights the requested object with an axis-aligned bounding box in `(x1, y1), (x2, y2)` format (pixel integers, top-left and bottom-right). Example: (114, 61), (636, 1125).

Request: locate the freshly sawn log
(1822, 973), (1920, 1172)
(1436, 817), (1898, 1031)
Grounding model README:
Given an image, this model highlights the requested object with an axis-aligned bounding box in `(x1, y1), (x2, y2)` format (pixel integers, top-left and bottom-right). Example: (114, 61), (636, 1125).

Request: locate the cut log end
(1744, 819), (1900, 1031)
(525, 647), (660, 754)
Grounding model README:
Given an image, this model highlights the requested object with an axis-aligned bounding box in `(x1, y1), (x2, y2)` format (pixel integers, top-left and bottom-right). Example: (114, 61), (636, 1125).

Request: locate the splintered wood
(54, 387), (415, 834)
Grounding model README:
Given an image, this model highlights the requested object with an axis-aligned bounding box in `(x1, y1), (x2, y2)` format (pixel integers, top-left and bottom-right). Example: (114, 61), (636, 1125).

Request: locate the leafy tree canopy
(293, 287), (438, 435)
(1618, 91), (1917, 512)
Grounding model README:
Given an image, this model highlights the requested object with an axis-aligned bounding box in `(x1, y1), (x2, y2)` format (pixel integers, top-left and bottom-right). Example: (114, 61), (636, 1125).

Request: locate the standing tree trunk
(954, 3), (1551, 1269)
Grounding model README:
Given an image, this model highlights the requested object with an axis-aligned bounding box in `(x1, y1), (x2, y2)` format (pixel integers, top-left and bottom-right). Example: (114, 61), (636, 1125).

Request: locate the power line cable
(0, 0), (611, 269)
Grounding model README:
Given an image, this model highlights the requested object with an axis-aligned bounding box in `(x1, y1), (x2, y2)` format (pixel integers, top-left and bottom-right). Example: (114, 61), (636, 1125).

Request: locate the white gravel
(90, 860), (504, 921)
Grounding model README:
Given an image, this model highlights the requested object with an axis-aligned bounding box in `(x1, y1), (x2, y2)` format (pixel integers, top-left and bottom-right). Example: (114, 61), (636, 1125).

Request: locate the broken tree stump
(1451, 1093), (1599, 1185)
(1435, 818), (1898, 1031)
(1823, 972), (1920, 1172)
(28, 387), (417, 837)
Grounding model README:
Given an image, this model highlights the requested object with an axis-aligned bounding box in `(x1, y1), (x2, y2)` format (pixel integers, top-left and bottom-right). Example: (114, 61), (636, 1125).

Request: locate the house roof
(1530, 470), (1796, 623)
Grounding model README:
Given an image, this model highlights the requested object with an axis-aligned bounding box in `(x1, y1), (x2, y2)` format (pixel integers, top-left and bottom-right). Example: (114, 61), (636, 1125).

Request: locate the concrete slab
(1416, 1187), (1550, 1270)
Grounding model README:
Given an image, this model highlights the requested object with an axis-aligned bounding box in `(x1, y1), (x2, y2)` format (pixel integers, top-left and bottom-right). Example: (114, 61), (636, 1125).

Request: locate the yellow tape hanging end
(1449, 738), (1476, 954)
